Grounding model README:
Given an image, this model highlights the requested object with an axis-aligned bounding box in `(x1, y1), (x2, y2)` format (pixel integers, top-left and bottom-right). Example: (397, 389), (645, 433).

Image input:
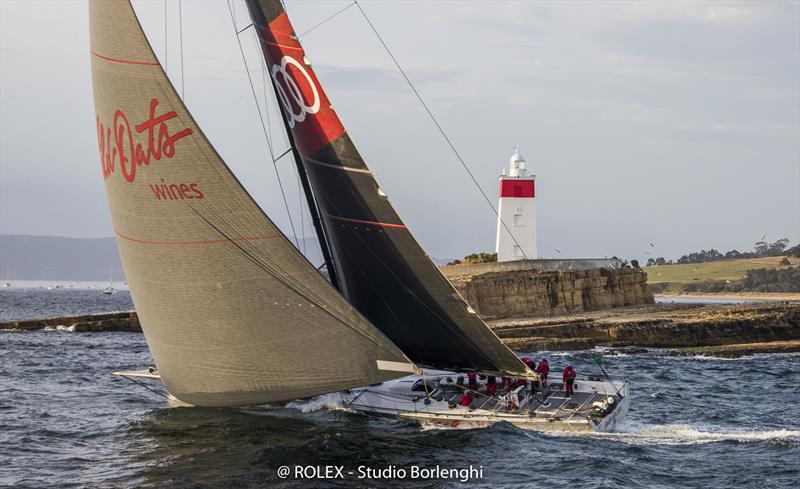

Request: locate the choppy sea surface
(1, 288), (799, 488)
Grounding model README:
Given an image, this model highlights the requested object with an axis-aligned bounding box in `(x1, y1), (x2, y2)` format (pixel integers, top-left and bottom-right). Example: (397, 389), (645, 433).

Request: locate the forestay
(89, 0), (415, 407)
(245, 0), (534, 378)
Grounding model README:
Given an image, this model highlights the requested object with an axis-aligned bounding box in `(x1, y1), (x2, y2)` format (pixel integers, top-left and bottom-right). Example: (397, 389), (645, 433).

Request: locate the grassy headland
(646, 256), (798, 284)
(645, 256), (799, 298)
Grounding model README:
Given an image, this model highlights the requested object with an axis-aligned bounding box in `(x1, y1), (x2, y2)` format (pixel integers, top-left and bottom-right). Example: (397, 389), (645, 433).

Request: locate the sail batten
(89, 0), (416, 407)
(246, 0), (533, 378)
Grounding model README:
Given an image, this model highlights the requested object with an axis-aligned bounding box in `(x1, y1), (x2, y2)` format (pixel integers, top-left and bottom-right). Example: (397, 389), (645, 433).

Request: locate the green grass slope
(645, 256), (798, 284)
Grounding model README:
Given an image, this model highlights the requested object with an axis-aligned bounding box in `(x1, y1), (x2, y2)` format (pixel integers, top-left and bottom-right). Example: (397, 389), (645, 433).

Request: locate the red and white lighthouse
(495, 148), (537, 261)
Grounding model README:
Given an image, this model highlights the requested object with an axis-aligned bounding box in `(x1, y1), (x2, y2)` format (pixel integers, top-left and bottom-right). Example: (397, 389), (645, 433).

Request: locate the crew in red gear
(467, 373), (478, 391)
(459, 392), (474, 407)
(521, 357), (537, 391)
(500, 377), (513, 392)
(563, 365), (577, 396)
(484, 376), (497, 396)
(536, 358), (550, 384)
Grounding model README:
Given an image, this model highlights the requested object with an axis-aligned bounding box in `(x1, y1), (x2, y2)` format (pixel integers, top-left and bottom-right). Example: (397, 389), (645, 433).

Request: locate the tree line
(646, 238), (798, 267)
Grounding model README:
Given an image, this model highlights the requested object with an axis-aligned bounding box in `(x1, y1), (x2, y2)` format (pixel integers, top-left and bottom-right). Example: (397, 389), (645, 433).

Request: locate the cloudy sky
(1, 0), (798, 263)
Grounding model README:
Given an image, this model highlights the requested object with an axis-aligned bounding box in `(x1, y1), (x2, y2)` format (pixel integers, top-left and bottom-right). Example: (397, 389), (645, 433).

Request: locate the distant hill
(0, 234), (324, 281)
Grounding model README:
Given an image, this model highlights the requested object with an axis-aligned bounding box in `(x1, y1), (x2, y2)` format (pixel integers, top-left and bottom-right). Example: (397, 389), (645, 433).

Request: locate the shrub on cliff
(463, 252), (497, 264)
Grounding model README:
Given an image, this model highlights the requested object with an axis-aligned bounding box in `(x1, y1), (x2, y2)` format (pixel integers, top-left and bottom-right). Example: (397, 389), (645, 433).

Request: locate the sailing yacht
(2, 267), (10, 288)
(93, 0), (628, 431)
(103, 268), (113, 295)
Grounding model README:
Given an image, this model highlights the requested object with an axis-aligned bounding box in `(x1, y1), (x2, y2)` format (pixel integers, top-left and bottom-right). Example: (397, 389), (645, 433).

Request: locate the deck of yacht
(435, 381), (613, 419)
(347, 374), (623, 423)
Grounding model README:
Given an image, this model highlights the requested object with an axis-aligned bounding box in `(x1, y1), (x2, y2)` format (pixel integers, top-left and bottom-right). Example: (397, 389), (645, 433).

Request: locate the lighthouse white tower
(496, 148), (537, 261)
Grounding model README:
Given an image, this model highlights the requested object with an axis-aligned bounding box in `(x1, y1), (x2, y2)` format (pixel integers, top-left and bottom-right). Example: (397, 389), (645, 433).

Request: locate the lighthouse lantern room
(495, 148), (537, 261)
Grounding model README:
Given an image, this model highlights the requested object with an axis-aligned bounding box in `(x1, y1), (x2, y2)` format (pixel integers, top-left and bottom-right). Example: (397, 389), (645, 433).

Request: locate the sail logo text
(271, 55), (320, 128)
(96, 98), (193, 184)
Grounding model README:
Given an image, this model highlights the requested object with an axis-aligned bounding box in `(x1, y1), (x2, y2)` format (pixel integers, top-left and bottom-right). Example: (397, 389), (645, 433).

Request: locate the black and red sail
(246, 0), (532, 377)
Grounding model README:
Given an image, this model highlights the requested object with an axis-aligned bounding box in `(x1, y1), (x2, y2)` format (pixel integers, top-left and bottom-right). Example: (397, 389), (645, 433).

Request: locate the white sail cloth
(89, 0), (414, 407)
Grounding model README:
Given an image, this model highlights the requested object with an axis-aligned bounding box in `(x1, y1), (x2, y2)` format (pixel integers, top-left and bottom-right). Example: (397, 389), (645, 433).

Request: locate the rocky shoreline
(0, 311), (140, 332)
(489, 302), (800, 356)
(3, 302), (799, 358)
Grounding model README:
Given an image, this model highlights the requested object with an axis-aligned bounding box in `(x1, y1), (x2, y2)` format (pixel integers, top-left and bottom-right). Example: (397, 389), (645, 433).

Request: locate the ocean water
(1, 289), (799, 488)
(0, 283), (133, 322)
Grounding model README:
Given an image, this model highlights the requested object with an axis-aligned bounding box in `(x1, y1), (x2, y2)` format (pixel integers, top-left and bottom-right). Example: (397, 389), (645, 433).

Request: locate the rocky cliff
(442, 265), (654, 319)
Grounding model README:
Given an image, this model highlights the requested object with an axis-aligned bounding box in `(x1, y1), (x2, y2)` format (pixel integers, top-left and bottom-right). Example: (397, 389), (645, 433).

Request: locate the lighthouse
(495, 148), (537, 261)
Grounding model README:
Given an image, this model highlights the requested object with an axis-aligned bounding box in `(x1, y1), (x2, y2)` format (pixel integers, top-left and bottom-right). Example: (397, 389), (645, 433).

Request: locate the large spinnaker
(246, 0), (533, 378)
(89, 0), (414, 407)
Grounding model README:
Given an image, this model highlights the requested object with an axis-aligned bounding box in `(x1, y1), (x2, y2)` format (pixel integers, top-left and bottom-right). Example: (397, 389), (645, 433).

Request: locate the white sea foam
(287, 394), (352, 414)
(595, 423), (800, 445)
(44, 324), (75, 332)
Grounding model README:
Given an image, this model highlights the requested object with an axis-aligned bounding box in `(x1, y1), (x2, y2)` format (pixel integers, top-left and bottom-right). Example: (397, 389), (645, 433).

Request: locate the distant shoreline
(654, 292), (800, 302)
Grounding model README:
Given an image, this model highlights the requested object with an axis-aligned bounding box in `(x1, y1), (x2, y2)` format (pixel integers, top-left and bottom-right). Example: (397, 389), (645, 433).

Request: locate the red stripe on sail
(91, 50), (160, 66)
(327, 215), (407, 229)
(115, 230), (281, 245)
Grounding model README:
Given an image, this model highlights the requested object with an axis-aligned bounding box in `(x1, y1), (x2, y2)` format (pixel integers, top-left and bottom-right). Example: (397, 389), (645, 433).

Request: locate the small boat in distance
(3, 267), (10, 288)
(103, 268), (113, 295)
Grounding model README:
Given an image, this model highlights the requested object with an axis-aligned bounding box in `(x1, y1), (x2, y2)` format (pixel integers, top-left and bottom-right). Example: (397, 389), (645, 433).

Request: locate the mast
(243, 0), (339, 290)
(275, 96), (340, 289)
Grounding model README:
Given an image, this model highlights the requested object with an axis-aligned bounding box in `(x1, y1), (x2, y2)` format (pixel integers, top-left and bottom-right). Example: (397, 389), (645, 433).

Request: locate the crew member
(521, 357), (536, 391)
(500, 376), (513, 392)
(484, 376), (497, 396)
(563, 365), (577, 396)
(467, 372), (478, 391)
(536, 358), (550, 384)
(459, 392), (474, 407)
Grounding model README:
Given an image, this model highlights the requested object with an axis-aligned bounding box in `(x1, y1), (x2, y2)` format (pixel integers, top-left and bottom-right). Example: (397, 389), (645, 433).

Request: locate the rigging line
(118, 374), (171, 400)
(297, 166), (306, 254)
(225, 0), (299, 249)
(261, 60), (274, 154)
(274, 147), (293, 161)
(250, 27), (273, 153)
(237, 23), (254, 35)
(248, 23), (306, 255)
(179, 0), (185, 99)
(164, 0), (168, 72)
(297, 1), (356, 39)
(353, 1), (528, 260)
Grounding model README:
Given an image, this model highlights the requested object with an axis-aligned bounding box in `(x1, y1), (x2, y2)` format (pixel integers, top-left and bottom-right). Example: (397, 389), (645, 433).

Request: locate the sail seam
(305, 157), (372, 174)
(90, 49), (159, 66)
(261, 39), (303, 51)
(327, 215), (406, 229)
(115, 230), (281, 246)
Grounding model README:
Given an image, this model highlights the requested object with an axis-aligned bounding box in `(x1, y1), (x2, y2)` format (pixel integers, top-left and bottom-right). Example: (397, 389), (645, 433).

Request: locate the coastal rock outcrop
(442, 265), (654, 319)
(490, 303), (800, 351)
(0, 311), (141, 332)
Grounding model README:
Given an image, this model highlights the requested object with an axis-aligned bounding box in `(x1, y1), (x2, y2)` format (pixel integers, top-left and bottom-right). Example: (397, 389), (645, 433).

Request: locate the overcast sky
(1, 0), (798, 263)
